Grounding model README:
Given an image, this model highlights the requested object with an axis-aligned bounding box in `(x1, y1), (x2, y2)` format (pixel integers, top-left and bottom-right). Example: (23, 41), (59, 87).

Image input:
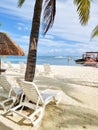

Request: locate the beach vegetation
(18, 0), (92, 82)
(18, 0), (43, 81)
(74, 0), (92, 26)
(91, 25), (98, 38)
(18, 0), (56, 81)
(74, 0), (98, 39)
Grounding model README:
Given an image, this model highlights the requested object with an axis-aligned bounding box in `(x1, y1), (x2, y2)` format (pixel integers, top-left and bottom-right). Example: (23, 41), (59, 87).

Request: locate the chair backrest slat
(19, 62), (25, 73)
(44, 64), (52, 74)
(0, 75), (16, 96)
(17, 79), (44, 105)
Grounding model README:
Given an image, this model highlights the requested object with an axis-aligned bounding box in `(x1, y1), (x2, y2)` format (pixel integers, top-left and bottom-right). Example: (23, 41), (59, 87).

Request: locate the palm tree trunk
(25, 0), (43, 82)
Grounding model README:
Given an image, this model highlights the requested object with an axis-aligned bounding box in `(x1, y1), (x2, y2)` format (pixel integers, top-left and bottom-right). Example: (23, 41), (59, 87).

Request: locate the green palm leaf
(18, 0), (25, 7)
(74, 0), (93, 25)
(91, 25), (98, 38)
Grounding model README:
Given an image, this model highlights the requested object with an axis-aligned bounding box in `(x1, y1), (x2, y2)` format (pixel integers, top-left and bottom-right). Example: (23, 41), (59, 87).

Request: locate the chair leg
(0, 103), (6, 113)
(30, 107), (44, 126)
(0, 98), (16, 114)
(54, 93), (61, 105)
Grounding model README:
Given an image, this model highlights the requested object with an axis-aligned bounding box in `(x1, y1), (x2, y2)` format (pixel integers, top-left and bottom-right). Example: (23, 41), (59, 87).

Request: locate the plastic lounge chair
(10, 79), (61, 126)
(19, 62), (25, 73)
(43, 64), (54, 77)
(7, 62), (18, 72)
(0, 75), (22, 113)
(1, 61), (7, 69)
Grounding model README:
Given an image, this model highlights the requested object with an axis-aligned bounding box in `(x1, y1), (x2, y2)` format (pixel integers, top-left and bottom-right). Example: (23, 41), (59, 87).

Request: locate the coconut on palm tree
(18, 0), (92, 82)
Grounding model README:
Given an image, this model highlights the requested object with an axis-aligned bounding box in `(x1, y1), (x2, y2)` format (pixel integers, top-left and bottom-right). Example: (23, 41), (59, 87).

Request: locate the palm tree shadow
(34, 76), (83, 103)
(62, 78), (98, 88)
(39, 103), (98, 130)
(34, 75), (98, 104)
(3, 103), (98, 129)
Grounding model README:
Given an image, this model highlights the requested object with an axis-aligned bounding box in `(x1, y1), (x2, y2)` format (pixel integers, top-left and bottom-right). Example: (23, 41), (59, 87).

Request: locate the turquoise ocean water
(1, 55), (82, 66)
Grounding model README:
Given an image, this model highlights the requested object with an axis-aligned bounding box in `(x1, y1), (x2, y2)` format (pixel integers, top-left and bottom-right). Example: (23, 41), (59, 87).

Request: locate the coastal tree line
(18, 0), (97, 82)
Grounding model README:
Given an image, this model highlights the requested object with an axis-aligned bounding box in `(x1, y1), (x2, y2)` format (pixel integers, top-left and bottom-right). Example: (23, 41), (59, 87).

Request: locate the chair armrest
(8, 88), (13, 97)
(40, 89), (50, 94)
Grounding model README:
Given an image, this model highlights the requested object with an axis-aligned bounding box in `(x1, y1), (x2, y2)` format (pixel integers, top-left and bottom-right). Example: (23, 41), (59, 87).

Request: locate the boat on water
(75, 53), (87, 64)
(75, 58), (85, 64)
(75, 52), (98, 66)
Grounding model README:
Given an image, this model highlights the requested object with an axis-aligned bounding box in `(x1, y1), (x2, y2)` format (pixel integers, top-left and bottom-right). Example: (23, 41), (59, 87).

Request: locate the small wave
(55, 56), (65, 59)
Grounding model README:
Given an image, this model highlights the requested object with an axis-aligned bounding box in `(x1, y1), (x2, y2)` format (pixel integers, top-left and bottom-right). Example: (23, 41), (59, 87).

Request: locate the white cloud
(18, 27), (22, 30)
(0, 0), (34, 20)
(17, 22), (30, 31)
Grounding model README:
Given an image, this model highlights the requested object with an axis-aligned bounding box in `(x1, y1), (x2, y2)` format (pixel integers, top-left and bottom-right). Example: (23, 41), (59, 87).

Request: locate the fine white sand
(1, 64), (98, 130)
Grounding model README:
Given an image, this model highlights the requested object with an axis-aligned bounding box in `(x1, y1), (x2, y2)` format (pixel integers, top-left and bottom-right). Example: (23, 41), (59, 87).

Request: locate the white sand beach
(0, 64), (98, 130)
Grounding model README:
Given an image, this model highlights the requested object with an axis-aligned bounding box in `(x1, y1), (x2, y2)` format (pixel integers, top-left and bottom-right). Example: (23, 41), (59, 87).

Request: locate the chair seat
(41, 89), (60, 104)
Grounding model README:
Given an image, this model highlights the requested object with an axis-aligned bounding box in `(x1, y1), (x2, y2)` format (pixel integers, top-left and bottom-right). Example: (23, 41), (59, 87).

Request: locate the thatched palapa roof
(0, 32), (25, 56)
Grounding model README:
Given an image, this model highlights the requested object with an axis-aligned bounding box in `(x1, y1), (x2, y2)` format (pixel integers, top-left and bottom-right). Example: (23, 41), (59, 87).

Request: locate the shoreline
(1, 55), (82, 66)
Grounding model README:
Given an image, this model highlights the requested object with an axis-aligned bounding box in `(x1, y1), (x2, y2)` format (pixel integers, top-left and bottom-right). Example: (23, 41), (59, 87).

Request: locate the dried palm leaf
(42, 0), (56, 35)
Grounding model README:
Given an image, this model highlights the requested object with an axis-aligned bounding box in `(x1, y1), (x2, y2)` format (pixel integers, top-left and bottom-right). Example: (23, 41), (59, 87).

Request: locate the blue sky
(0, 0), (98, 56)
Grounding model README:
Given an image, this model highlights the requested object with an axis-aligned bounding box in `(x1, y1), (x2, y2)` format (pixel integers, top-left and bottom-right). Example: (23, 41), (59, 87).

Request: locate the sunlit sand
(0, 64), (98, 130)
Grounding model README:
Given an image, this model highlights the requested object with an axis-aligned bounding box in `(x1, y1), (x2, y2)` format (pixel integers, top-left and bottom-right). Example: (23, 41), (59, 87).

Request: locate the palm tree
(18, 0), (92, 82)
(18, 0), (44, 82)
(18, 0), (56, 82)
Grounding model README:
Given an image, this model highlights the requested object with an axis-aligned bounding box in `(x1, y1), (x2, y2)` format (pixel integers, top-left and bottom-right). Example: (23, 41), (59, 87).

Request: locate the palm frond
(74, 0), (93, 25)
(18, 0), (25, 7)
(42, 0), (56, 35)
(91, 25), (98, 39)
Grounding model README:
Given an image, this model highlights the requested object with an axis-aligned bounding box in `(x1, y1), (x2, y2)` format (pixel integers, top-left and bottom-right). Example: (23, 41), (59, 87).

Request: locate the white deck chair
(0, 61), (7, 74)
(10, 79), (61, 126)
(19, 62), (25, 73)
(7, 62), (18, 72)
(1, 61), (7, 69)
(0, 75), (22, 113)
(43, 64), (54, 77)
